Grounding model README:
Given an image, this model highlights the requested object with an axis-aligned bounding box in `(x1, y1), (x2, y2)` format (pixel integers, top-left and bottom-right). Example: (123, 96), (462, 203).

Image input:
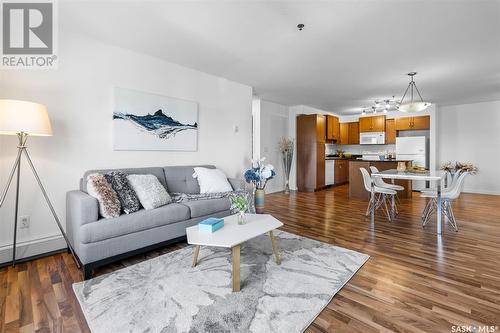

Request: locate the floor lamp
(0, 99), (80, 268)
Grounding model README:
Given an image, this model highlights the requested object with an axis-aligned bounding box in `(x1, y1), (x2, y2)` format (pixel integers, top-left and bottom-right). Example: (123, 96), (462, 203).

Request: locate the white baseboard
(463, 189), (500, 196)
(0, 235), (67, 264)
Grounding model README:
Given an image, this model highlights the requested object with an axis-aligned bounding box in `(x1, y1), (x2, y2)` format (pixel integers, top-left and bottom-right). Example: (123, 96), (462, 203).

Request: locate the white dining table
(370, 169), (446, 235)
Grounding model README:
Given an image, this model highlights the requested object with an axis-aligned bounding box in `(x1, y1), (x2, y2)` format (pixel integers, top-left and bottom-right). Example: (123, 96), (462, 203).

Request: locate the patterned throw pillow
(87, 173), (121, 219)
(104, 171), (141, 214)
(126, 174), (171, 210)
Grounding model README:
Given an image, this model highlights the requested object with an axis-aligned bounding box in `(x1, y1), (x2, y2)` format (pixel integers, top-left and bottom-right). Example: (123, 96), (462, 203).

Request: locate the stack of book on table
(198, 217), (224, 232)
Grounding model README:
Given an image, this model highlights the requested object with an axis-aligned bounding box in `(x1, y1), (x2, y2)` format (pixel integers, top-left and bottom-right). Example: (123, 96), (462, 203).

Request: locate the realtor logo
(1, 0), (58, 68)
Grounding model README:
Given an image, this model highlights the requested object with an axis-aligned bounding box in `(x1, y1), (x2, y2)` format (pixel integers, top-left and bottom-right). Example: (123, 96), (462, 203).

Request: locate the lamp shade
(398, 102), (431, 113)
(0, 99), (53, 136)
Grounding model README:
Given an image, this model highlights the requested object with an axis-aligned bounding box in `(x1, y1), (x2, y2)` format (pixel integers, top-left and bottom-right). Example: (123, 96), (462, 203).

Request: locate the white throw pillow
(193, 167), (233, 194)
(126, 174), (171, 210)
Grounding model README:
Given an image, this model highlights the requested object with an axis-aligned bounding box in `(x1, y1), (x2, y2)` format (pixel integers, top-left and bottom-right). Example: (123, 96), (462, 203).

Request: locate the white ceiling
(61, 0), (500, 114)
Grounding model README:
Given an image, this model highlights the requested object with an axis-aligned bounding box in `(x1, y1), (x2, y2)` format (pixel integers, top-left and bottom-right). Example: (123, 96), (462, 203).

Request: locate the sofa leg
(83, 265), (93, 280)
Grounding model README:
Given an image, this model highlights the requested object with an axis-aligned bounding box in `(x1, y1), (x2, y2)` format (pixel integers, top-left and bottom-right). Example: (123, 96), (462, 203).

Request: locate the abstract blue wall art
(113, 88), (198, 151)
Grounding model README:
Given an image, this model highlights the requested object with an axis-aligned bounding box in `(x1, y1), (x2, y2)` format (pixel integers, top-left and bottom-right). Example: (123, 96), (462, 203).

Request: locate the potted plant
(244, 158), (276, 213)
(279, 138), (294, 194)
(230, 195), (249, 224)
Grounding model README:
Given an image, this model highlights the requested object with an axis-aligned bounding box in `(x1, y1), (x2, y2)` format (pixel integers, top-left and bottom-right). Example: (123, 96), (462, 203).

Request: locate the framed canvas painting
(113, 87), (198, 151)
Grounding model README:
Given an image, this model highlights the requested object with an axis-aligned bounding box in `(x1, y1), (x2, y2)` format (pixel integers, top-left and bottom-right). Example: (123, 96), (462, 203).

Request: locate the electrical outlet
(20, 216), (30, 229)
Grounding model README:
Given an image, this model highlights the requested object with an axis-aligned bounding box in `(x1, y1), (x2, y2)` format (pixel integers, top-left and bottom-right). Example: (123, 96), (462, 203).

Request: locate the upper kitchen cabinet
(359, 115), (386, 132)
(385, 119), (396, 144)
(316, 114), (326, 143)
(339, 122), (359, 145)
(326, 115), (339, 141)
(348, 122), (359, 144)
(339, 123), (349, 144)
(395, 115), (430, 131)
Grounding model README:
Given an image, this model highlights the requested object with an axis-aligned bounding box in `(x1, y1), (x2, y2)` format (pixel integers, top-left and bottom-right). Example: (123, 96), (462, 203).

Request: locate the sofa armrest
(228, 177), (245, 191)
(66, 190), (99, 250)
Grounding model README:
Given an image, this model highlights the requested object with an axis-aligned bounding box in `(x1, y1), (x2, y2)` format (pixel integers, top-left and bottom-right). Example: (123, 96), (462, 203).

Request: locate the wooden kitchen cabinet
(297, 114), (326, 192)
(395, 115), (430, 131)
(339, 123), (349, 145)
(412, 115), (430, 130)
(385, 119), (396, 144)
(334, 160), (349, 184)
(348, 122), (359, 144)
(326, 115), (339, 141)
(359, 115), (386, 132)
(316, 114), (326, 143)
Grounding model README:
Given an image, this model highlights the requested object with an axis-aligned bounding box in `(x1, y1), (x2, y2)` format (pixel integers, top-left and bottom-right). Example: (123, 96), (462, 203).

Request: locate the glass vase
(237, 211), (246, 225)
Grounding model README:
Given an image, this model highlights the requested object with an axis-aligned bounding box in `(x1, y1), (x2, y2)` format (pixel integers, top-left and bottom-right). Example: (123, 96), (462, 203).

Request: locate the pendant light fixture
(397, 72), (431, 112)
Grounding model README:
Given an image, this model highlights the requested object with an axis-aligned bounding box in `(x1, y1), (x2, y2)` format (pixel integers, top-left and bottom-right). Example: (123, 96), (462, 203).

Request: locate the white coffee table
(186, 213), (283, 292)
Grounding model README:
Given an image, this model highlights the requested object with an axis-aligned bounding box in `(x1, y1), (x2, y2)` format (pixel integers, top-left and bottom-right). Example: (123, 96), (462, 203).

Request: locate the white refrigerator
(396, 136), (427, 191)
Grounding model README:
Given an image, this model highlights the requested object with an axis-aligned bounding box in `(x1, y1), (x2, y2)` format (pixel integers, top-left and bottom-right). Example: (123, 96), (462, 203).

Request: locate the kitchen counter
(325, 156), (412, 162)
(348, 160), (413, 200)
(356, 159), (413, 162)
(325, 157), (356, 160)
(325, 155), (361, 161)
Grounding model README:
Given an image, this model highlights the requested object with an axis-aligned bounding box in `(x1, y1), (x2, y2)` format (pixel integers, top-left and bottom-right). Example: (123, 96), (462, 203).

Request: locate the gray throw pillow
(87, 173), (121, 219)
(127, 174), (171, 210)
(104, 171), (142, 214)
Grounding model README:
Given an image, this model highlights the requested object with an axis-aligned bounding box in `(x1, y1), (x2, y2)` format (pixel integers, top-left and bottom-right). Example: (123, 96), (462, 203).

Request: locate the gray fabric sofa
(66, 165), (243, 279)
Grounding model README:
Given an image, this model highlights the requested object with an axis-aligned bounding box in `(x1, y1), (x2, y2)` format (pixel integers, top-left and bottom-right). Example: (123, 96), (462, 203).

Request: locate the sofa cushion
(181, 198), (231, 218)
(104, 171), (141, 214)
(81, 167), (167, 193)
(79, 203), (190, 244)
(193, 167), (233, 193)
(164, 165), (215, 194)
(86, 174), (121, 219)
(127, 174), (171, 209)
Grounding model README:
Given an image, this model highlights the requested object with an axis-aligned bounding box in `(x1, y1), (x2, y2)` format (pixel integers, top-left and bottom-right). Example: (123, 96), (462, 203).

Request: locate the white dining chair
(360, 168), (397, 222)
(421, 170), (462, 195)
(369, 166), (404, 208)
(420, 172), (468, 231)
(420, 170), (462, 219)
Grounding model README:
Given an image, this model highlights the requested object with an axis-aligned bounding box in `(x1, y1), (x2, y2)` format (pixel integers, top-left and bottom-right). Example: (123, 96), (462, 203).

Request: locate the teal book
(198, 217), (224, 233)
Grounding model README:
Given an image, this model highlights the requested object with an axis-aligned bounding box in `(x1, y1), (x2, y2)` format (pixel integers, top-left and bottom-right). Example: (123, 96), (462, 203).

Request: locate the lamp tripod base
(0, 133), (81, 269)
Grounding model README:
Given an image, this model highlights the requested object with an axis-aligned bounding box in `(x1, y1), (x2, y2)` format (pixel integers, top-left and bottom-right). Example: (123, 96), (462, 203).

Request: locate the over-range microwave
(360, 132), (385, 145)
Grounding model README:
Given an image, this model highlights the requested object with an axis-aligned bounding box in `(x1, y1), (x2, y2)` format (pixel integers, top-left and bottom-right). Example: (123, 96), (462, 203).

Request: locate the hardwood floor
(1, 185), (499, 332)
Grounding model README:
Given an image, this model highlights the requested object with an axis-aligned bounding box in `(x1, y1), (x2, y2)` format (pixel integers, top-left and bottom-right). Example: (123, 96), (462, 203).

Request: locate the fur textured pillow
(104, 171), (141, 214)
(87, 173), (121, 219)
(126, 174), (171, 210)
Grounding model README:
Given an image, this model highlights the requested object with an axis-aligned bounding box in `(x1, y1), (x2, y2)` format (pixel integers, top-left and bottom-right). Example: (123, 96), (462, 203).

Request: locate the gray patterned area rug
(73, 231), (369, 333)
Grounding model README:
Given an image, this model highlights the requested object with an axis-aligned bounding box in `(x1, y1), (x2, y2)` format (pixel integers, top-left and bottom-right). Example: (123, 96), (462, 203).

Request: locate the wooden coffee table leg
(232, 245), (241, 292)
(269, 231), (281, 265)
(192, 245), (200, 267)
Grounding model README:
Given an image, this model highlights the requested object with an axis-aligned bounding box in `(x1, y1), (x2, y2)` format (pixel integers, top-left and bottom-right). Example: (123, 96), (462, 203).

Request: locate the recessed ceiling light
(297, 24), (305, 31)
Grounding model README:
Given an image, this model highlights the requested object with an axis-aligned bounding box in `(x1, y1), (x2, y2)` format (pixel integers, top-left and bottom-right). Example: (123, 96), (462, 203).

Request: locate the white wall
(437, 100), (500, 195)
(0, 31), (253, 262)
(259, 100), (289, 193)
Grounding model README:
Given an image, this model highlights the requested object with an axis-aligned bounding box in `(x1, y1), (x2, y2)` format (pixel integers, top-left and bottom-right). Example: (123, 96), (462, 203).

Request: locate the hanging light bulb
(398, 72), (431, 112)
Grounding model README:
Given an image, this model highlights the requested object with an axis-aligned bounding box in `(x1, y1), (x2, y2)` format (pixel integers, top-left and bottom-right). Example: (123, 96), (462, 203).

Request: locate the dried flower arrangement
(440, 161), (478, 175)
(278, 137), (294, 154)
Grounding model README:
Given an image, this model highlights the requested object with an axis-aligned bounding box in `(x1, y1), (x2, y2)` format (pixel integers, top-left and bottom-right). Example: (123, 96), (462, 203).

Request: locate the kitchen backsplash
(326, 144), (396, 155)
